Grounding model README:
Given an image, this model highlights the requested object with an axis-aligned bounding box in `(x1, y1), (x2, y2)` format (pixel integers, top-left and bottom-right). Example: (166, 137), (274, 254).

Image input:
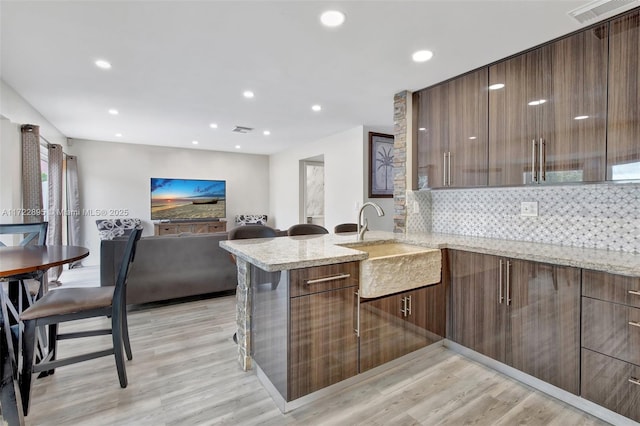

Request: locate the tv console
(154, 220), (226, 236)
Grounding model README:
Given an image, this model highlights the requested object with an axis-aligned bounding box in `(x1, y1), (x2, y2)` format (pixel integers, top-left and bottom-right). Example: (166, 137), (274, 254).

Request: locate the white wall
(270, 126), (365, 232)
(364, 126), (394, 232)
(68, 139), (270, 265)
(0, 79), (69, 218)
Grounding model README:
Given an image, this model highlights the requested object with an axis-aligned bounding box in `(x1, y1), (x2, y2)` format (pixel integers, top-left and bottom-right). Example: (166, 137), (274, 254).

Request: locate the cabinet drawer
(583, 270), (640, 308)
(157, 225), (177, 235)
(207, 222), (225, 233)
(290, 262), (358, 297)
(581, 349), (640, 422)
(582, 297), (640, 366)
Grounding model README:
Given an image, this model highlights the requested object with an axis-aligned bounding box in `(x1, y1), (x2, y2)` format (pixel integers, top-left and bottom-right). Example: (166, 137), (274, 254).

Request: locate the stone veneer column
(235, 258), (252, 371)
(393, 91), (409, 233)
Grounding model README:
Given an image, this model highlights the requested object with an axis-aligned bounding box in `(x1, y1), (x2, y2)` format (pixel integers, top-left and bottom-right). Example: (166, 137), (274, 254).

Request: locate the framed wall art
(368, 132), (394, 198)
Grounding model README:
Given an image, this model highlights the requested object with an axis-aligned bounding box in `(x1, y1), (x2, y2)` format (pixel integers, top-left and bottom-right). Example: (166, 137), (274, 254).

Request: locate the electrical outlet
(413, 200), (419, 213)
(520, 201), (539, 217)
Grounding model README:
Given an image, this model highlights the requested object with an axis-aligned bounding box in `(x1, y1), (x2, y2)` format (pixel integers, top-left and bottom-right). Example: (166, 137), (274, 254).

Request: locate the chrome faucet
(357, 202), (385, 241)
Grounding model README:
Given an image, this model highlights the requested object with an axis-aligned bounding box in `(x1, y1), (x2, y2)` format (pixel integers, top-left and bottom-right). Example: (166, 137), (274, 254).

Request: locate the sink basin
(345, 242), (441, 298)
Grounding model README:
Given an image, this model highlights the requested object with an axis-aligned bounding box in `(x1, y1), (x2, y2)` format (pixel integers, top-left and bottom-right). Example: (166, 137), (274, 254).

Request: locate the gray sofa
(100, 232), (237, 304)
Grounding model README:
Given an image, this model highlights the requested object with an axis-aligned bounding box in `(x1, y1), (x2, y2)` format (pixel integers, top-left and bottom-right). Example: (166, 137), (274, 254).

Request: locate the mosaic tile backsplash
(406, 182), (640, 254)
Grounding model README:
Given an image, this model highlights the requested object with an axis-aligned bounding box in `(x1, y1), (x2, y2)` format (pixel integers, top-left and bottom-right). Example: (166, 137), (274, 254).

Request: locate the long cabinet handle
(306, 273), (351, 285)
(629, 290), (640, 296)
(354, 291), (360, 337)
(629, 321), (640, 328)
(506, 260), (511, 306)
(447, 152), (451, 187)
(443, 153), (447, 186)
(531, 139), (537, 183)
(629, 377), (640, 386)
(499, 259), (504, 304)
(539, 138), (546, 182)
(407, 295), (412, 316)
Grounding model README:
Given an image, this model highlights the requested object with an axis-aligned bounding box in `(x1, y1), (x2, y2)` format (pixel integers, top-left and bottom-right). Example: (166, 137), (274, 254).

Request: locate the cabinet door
(407, 283), (446, 340)
(489, 50), (540, 186)
(507, 260), (580, 394)
(541, 26), (608, 183)
(289, 287), (358, 400)
(607, 10), (640, 181)
(359, 290), (428, 372)
(415, 84), (448, 189)
(448, 68), (489, 188)
(449, 250), (504, 361)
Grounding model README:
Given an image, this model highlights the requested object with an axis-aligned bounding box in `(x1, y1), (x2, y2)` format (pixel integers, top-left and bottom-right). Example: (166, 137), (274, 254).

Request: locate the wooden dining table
(0, 245), (89, 425)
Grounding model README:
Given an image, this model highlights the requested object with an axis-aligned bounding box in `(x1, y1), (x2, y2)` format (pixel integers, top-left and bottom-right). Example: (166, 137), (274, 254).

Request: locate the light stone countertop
(220, 231), (640, 277)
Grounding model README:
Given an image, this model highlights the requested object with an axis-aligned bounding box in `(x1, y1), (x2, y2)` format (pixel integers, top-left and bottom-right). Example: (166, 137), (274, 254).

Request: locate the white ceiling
(0, 0), (613, 155)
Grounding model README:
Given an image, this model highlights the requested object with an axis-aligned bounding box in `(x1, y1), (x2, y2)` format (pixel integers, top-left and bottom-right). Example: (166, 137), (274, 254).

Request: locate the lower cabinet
(359, 283), (445, 372)
(581, 270), (640, 422)
(449, 250), (581, 394)
(288, 263), (359, 400)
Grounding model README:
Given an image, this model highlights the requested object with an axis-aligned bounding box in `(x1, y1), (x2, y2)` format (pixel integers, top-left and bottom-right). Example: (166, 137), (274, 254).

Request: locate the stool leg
(111, 309), (127, 388)
(20, 320), (36, 416)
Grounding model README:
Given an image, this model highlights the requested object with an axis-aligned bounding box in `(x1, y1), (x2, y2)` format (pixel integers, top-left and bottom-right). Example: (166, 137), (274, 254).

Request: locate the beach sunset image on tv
(151, 178), (226, 220)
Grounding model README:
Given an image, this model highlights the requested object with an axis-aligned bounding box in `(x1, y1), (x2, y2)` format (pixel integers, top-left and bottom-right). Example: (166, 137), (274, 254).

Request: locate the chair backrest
(228, 224), (277, 240)
(0, 222), (48, 247)
(113, 228), (143, 303)
(334, 223), (358, 233)
(287, 224), (329, 236)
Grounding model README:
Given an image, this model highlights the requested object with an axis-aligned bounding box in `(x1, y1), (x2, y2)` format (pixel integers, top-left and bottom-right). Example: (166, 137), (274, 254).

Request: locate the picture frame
(368, 132), (394, 198)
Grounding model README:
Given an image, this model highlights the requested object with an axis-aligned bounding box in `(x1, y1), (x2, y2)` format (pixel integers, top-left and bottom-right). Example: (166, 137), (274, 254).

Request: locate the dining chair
(18, 228), (142, 415)
(0, 222), (49, 310)
(287, 224), (329, 236)
(334, 223), (358, 233)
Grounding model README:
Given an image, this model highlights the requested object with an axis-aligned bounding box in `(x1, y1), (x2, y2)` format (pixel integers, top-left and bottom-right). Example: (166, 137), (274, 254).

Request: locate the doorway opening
(300, 156), (324, 227)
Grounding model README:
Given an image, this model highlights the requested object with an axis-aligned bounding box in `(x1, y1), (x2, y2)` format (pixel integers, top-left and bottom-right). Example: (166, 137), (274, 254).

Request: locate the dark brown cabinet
(581, 270), (640, 422)
(359, 283), (445, 372)
(289, 263), (359, 400)
(415, 68), (488, 189)
(449, 250), (581, 394)
(607, 10), (640, 181)
(488, 25), (608, 186)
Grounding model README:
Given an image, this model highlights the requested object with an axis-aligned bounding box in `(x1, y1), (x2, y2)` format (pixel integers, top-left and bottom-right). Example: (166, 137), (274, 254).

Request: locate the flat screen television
(150, 178), (226, 221)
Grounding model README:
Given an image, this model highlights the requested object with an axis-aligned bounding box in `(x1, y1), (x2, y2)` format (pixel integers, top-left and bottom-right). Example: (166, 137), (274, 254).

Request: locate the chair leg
(111, 311), (127, 388)
(47, 323), (58, 376)
(20, 320), (37, 416)
(1, 329), (25, 426)
(121, 309), (132, 361)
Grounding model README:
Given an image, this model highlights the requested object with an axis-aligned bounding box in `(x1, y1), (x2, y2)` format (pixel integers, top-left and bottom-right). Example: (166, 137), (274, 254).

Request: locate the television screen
(150, 178), (226, 221)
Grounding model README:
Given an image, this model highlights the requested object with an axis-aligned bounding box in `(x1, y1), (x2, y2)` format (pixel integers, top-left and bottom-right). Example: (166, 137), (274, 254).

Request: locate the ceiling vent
(232, 126), (253, 134)
(568, 0), (639, 24)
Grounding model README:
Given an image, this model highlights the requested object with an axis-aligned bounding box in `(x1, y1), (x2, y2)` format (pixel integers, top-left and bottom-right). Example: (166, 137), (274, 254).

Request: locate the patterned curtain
(47, 144), (64, 281)
(21, 124), (43, 223)
(66, 155), (82, 268)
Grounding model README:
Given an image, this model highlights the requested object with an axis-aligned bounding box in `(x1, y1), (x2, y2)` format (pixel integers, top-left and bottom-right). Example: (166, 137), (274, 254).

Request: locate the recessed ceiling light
(320, 10), (346, 27)
(574, 115), (589, 120)
(243, 90), (254, 99)
(192, 140), (199, 145)
(108, 109), (119, 115)
(95, 59), (111, 69)
(209, 123), (218, 129)
(312, 104), (322, 112)
(412, 50), (434, 63)
(263, 130), (271, 136)
(115, 133), (122, 137)
(489, 83), (505, 90)
(235, 145), (241, 149)
(469, 136), (477, 140)
(528, 99), (547, 106)
(418, 127), (426, 131)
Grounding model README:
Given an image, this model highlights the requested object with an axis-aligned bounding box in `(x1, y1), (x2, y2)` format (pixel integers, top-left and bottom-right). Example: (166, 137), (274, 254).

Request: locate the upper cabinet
(607, 10), (640, 181)
(488, 25), (608, 186)
(415, 68), (488, 189)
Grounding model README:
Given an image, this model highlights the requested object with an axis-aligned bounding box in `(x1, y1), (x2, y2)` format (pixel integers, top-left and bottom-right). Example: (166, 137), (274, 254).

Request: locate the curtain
(66, 155), (82, 268)
(47, 144), (64, 281)
(21, 124), (43, 224)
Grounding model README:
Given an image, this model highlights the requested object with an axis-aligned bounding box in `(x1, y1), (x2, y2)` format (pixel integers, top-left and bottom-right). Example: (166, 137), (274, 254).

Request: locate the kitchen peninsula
(221, 231), (640, 422)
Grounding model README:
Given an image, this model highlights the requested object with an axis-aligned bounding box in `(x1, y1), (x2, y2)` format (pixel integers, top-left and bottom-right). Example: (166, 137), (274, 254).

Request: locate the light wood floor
(7, 294), (608, 426)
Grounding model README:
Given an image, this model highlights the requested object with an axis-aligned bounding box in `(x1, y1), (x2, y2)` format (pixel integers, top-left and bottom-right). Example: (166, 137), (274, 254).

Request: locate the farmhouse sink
(343, 242), (442, 298)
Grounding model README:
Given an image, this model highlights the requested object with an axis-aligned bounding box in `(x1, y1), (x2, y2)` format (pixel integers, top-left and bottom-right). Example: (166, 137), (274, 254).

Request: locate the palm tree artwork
(376, 145), (393, 191)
